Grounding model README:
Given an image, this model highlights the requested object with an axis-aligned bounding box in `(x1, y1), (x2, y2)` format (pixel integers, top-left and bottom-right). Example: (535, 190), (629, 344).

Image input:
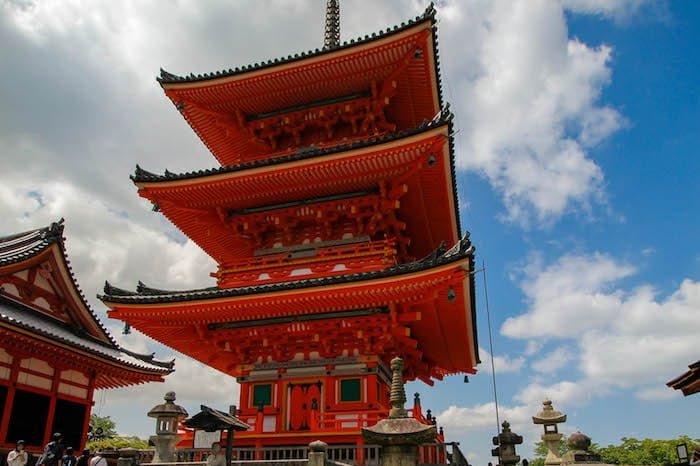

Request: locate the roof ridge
(99, 233), (474, 304)
(157, 4), (437, 84)
(131, 109), (453, 183)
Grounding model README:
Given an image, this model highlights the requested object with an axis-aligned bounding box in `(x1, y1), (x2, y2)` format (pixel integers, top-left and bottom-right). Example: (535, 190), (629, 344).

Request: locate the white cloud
(531, 346), (574, 374)
(502, 253), (635, 339)
(478, 347), (526, 374)
(440, 0), (624, 225)
(635, 386), (678, 401)
(502, 252), (700, 399)
(437, 402), (532, 433)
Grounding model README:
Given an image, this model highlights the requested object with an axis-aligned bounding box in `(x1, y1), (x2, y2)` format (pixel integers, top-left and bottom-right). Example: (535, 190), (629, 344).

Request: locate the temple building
(100, 2), (478, 451)
(667, 359), (700, 396)
(0, 220), (173, 454)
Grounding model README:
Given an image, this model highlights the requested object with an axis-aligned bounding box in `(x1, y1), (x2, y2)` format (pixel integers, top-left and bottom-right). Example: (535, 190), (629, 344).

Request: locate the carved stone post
(147, 392), (188, 463)
(117, 448), (139, 466)
(308, 440), (328, 466)
(362, 357), (436, 466)
(533, 400), (566, 466)
(491, 421), (523, 466)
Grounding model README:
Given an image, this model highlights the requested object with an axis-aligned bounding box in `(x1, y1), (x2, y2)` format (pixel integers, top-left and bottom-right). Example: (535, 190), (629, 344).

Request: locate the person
(62, 447), (78, 466)
(206, 443), (226, 466)
(76, 449), (91, 466)
(7, 440), (28, 466)
(38, 433), (64, 466)
(89, 450), (107, 466)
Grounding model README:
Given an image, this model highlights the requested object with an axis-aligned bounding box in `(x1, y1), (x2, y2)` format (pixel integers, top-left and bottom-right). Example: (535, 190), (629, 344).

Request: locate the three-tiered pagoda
(100, 2), (479, 450)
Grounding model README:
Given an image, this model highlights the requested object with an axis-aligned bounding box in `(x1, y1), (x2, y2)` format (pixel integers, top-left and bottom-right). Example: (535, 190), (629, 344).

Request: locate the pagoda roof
(667, 359), (700, 396)
(100, 235), (479, 381)
(156, 4), (445, 167)
(0, 221), (173, 385)
(0, 295), (173, 375)
(100, 232), (473, 306)
(131, 111), (461, 263)
(158, 4), (440, 96)
(132, 109), (453, 184)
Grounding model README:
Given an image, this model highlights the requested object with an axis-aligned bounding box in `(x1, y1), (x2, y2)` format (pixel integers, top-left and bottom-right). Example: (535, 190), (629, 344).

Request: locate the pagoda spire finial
(324, 0), (340, 49)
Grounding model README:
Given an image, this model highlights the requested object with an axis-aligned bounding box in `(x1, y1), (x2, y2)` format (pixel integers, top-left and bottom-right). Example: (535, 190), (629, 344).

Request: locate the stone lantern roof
(148, 391), (188, 419)
(533, 400), (567, 424)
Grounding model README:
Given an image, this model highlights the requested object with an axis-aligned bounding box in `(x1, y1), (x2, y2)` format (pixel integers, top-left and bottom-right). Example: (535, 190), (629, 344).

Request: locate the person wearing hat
(37, 432), (64, 466)
(7, 440), (28, 466)
(88, 450), (107, 466)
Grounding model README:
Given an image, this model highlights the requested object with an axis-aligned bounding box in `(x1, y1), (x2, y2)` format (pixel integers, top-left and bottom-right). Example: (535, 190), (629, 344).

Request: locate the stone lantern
(562, 431), (602, 464)
(148, 391), (189, 462)
(491, 421), (523, 466)
(362, 357), (436, 466)
(533, 400), (567, 466)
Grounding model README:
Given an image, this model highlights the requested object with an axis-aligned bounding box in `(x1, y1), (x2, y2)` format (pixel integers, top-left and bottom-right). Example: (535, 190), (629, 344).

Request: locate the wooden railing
(215, 239), (397, 287)
(156, 442), (465, 466)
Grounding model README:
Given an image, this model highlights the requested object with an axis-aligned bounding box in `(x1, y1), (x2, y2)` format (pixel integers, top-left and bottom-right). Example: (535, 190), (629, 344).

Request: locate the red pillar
(79, 371), (97, 451)
(42, 364), (61, 445)
(0, 351), (20, 446)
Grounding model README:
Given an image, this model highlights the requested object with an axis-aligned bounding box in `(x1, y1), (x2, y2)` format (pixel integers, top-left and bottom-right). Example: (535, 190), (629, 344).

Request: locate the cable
(482, 259), (501, 441)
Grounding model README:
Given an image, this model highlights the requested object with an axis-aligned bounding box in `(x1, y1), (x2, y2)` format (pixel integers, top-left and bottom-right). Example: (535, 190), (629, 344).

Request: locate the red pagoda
(100, 2), (478, 451)
(0, 220), (172, 454)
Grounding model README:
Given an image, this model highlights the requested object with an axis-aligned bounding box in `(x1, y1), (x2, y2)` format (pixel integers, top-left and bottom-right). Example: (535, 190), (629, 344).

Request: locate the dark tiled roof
(667, 359), (700, 396)
(0, 219), (118, 345)
(158, 4), (437, 84)
(184, 405), (250, 431)
(0, 295), (173, 372)
(0, 221), (173, 373)
(131, 109), (453, 183)
(131, 106), (464, 244)
(100, 232), (474, 305)
(0, 219), (64, 267)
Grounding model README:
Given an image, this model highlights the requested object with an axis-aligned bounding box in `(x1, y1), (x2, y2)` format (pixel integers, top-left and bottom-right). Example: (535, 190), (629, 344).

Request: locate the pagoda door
(287, 381), (322, 431)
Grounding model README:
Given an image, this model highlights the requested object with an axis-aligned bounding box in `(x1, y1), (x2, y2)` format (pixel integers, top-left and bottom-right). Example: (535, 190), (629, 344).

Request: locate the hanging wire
(482, 260), (501, 438)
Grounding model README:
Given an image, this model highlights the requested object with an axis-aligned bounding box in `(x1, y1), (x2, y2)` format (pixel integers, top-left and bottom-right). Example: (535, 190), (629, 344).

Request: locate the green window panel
(340, 378), (361, 402)
(253, 384), (272, 407)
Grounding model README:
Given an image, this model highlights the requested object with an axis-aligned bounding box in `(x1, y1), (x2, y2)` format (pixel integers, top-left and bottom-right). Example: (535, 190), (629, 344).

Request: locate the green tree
(87, 436), (149, 451)
(89, 414), (118, 440)
(86, 414), (149, 451)
(530, 439), (570, 466)
(595, 436), (700, 465)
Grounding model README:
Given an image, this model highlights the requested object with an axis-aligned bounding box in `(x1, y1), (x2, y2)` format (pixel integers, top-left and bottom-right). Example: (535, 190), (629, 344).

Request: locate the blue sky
(0, 1), (698, 463)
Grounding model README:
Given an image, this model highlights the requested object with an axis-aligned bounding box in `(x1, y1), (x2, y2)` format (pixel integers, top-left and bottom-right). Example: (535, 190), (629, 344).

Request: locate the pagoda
(100, 2), (479, 451)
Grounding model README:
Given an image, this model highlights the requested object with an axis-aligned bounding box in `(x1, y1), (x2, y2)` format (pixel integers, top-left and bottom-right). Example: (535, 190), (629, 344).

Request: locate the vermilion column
(42, 362), (61, 445)
(79, 370), (97, 451)
(0, 351), (20, 446)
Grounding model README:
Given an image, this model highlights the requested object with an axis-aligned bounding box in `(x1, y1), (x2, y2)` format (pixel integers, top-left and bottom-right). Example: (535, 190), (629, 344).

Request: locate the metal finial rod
(324, 0), (340, 49)
(389, 357), (407, 418)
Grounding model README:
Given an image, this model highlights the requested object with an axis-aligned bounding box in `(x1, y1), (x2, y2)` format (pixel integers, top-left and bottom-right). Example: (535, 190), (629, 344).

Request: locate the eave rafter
(0, 327), (164, 388)
(164, 29), (432, 165)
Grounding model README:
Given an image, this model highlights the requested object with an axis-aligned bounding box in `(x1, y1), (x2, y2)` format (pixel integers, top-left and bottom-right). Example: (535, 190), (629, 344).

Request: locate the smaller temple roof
(0, 220), (115, 343)
(0, 220), (65, 267)
(100, 232), (474, 305)
(0, 295), (173, 373)
(667, 359), (700, 396)
(183, 405), (250, 432)
(0, 221), (174, 383)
